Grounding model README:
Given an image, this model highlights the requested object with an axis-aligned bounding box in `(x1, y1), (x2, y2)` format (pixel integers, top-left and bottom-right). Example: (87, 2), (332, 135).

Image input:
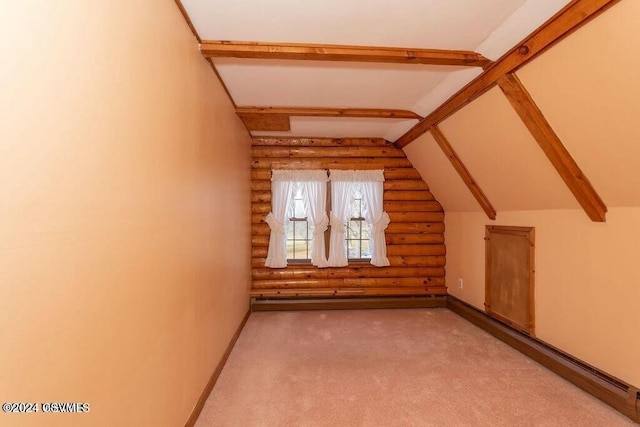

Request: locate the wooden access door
(485, 225), (535, 335)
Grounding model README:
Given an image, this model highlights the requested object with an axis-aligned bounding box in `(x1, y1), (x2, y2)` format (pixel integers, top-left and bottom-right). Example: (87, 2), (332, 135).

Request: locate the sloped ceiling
(404, 0), (640, 212)
(180, 0), (571, 139)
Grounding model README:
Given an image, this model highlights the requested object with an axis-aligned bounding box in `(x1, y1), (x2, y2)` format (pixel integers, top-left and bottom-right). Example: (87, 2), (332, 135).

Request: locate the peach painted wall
(446, 209), (640, 387)
(0, 1), (251, 426)
(404, 0), (640, 389)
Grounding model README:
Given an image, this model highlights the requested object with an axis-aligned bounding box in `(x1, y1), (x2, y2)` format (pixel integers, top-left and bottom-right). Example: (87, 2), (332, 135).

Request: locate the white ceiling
(181, 0), (572, 139)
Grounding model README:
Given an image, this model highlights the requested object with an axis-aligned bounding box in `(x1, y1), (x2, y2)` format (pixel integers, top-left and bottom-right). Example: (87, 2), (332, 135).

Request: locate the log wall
(251, 137), (446, 298)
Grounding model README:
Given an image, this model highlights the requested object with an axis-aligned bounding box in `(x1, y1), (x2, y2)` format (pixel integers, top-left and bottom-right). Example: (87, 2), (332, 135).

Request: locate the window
(327, 170), (389, 267)
(286, 187), (314, 261)
(265, 170), (329, 269)
(345, 191), (371, 260)
(265, 169), (388, 269)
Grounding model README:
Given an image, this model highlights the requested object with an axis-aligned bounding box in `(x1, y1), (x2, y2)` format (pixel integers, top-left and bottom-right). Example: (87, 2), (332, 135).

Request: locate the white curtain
(265, 173), (295, 268)
(327, 180), (353, 267)
(302, 178), (329, 268)
(328, 169), (390, 267)
(362, 180), (391, 267)
(265, 170), (328, 268)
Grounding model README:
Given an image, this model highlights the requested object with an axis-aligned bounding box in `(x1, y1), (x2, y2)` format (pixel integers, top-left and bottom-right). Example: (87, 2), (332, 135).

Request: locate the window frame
(345, 193), (371, 262)
(286, 187), (313, 263)
(283, 177), (372, 264)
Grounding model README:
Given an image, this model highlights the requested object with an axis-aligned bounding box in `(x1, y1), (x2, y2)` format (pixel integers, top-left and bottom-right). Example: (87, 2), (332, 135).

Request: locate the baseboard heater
(251, 295), (447, 311)
(446, 295), (639, 423)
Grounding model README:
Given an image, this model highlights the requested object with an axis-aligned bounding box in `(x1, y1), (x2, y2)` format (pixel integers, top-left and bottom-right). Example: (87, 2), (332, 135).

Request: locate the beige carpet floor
(195, 308), (635, 426)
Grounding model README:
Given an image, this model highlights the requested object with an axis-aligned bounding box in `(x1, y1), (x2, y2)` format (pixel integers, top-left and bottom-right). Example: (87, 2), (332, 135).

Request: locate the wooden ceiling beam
(236, 107), (421, 120)
(497, 73), (606, 222)
(395, 0), (620, 149)
(200, 41), (491, 67)
(239, 114), (290, 132)
(430, 125), (497, 220)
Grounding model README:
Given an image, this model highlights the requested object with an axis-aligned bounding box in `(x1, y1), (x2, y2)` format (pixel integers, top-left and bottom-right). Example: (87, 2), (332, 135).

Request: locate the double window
(286, 187), (371, 262)
(264, 169), (389, 269)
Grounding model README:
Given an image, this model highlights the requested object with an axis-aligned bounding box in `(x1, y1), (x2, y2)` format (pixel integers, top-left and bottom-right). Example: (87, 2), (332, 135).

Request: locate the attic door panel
(485, 226), (535, 335)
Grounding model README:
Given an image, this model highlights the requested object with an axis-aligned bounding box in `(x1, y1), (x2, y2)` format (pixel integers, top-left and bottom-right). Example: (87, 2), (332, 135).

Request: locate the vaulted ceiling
(180, 0), (571, 140)
(178, 0), (639, 222)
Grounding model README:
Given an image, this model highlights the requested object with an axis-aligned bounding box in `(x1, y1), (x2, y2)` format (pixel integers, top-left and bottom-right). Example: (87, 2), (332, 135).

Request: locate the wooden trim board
(237, 107), (421, 120)
(447, 295), (640, 423)
(430, 125), (496, 220)
(184, 309), (251, 427)
(200, 40), (490, 67)
(173, 1), (239, 110)
(251, 296), (447, 311)
(497, 73), (607, 222)
(395, 0), (620, 148)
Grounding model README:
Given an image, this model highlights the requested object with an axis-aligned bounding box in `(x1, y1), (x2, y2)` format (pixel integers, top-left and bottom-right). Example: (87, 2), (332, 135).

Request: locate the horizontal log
(252, 244), (445, 262)
(253, 180), (434, 193)
(252, 158), (412, 169)
(385, 234), (445, 245)
(252, 213), (268, 224)
(251, 180), (271, 191)
(384, 190), (434, 201)
(252, 137), (391, 147)
(252, 189), (436, 203)
(386, 245), (446, 256)
(252, 146), (406, 159)
(252, 276), (446, 288)
(252, 221), (445, 236)
(251, 191), (271, 203)
(388, 212), (444, 223)
(251, 187), (432, 204)
(252, 200), (443, 214)
(251, 167), (421, 181)
(249, 287), (448, 298)
(251, 235), (270, 246)
(252, 223), (271, 235)
(251, 224), (445, 242)
(252, 267), (444, 280)
(387, 222), (445, 234)
(251, 277), (443, 289)
(384, 180), (429, 191)
(252, 203), (271, 214)
(251, 211), (444, 225)
(389, 234), (444, 244)
(386, 256), (445, 268)
(251, 266), (446, 278)
(252, 257), (446, 270)
(384, 200), (443, 212)
(252, 233), (444, 247)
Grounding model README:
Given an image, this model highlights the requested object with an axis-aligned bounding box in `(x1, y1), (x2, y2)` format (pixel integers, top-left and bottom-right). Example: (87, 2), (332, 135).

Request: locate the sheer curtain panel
(265, 170), (329, 268)
(362, 179), (391, 267)
(302, 175), (329, 268)
(328, 169), (390, 267)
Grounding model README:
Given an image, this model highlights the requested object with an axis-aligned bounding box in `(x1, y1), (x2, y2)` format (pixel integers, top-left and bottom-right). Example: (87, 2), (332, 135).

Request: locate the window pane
(346, 221), (360, 240)
(349, 197), (362, 219)
(286, 219), (294, 239)
(345, 216), (370, 260)
(294, 220), (308, 239)
(347, 239), (360, 259)
(361, 222), (370, 239)
(361, 239), (371, 258)
(293, 187), (305, 218)
(286, 240), (295, 259)
(293, 197), (305, 218)
(294, 240), (308, 259)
